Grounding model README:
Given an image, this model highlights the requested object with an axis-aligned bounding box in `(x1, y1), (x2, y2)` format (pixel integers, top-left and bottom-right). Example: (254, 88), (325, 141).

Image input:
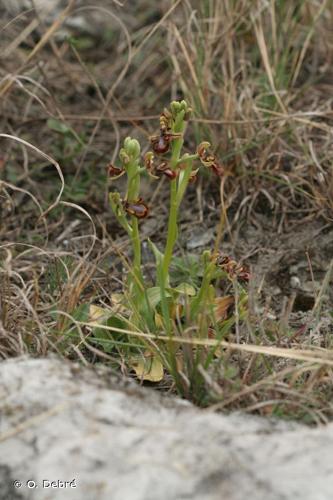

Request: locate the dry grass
(1, 0), (333, 423)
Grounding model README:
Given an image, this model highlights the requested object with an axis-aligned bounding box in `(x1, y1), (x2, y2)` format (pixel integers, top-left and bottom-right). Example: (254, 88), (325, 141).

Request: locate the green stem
(126, 160), (144, 291)
(190, 252), (215, 325)
(162, 179), (178, 285)
(131, 216), (144, 288)
(177, 153), (199, 165)
(176, 162), (193, 206)
(161, 121), (186, 286)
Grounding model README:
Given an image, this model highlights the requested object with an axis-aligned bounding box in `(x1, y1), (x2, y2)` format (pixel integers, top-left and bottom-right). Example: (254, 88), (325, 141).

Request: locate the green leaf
(68, 36), (95, 50)
(147, 239), (171, 333)
(145, 287), (172, 309)
(47, 118), (72, 135)
(90, 309), (128, 354)
(147, 239), (164, 268)
(172, 283), (196, 296)
(72, 303), (90, 322)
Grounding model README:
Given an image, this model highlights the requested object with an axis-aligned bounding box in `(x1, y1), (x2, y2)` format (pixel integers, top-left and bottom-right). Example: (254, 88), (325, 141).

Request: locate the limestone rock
(0, 357), (332, 499)
(1, 0), (121, 37)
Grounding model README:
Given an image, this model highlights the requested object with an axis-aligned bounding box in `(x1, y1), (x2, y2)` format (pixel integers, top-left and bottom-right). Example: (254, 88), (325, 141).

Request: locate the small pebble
(290, 276), (301, 289)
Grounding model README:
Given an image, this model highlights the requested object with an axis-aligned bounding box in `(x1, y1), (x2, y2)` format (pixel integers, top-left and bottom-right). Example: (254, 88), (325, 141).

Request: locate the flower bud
(170, 101), (181, 115)
(123, 137), (141, 159)
(109, 192), (124, 217)
(144, 151), (154, 170)
(119, 149), (130, 165)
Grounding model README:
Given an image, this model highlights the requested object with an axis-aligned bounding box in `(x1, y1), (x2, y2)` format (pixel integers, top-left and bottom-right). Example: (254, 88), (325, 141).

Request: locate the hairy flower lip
(197, 142), (224, 176)
(107, 163), (125, 178)
(156, 162), (178, 180)
(150, 134), (170, 154)
(149, 131), (183, 155)
(122, 198), (149, 219)
(144, 154), (178, 180)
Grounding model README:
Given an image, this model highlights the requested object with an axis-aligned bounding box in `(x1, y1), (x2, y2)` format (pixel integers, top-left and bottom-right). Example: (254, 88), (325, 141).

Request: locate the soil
(178, 192), (333, 344)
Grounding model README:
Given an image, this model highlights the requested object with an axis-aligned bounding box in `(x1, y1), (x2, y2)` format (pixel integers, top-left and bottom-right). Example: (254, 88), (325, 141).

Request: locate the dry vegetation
(1, 0), (333, 424)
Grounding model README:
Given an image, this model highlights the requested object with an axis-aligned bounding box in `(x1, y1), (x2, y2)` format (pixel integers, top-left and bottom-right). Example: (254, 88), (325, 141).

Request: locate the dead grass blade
(0, 133), (64, 218)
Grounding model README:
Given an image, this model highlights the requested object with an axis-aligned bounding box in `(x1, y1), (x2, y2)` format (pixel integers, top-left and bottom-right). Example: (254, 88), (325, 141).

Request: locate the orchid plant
(90, 100), (249, 400)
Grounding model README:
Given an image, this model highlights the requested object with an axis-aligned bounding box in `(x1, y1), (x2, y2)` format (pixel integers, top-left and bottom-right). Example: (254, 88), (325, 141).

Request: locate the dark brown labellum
(150, 134), (170, 154)
(123, 198), (149, 219)
(197, 142), (223, 176)
(162, 169), (178, 180)
(150, 130), (183, 155)
(156, 162), (178, 180)
(107, 163), (124, 177)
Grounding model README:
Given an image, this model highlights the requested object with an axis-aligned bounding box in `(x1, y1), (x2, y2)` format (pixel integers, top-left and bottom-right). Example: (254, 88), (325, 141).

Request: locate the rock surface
(0, 357), (333, 500)
(1, 0), (123, 37)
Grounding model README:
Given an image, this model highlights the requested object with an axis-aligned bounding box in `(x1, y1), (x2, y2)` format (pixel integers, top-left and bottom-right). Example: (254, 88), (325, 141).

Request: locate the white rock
(1, 0), (115, 36)
(0, 357), (333, 499)
(290, 275), (301, 289)
(1, 0), (60, 17)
